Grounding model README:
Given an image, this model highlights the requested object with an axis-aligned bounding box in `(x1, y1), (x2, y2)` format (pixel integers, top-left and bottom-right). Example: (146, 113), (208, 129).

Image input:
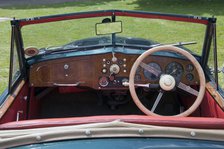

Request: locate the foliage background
(0, 0), (224, 93)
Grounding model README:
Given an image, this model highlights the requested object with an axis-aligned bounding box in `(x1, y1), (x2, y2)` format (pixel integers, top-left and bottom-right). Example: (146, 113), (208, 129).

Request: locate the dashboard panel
(29, 53), (199, 89)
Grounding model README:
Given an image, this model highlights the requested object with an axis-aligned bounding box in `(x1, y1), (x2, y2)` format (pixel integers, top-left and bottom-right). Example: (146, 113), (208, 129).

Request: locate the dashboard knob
(110, 64), (120, 74)
(102, 68), (107, 74)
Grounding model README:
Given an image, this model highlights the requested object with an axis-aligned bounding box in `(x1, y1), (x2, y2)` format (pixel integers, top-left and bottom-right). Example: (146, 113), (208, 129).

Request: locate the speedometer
(165, 62), (183, 81)
(143, 62), (161, 81)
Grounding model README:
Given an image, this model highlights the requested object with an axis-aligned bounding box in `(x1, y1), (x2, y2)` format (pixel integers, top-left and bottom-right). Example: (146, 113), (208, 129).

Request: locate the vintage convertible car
(0, 10), (224, 148)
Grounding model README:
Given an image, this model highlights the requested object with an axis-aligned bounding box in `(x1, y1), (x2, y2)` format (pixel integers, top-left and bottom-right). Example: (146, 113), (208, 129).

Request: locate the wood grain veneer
(29, 53), (199, 89)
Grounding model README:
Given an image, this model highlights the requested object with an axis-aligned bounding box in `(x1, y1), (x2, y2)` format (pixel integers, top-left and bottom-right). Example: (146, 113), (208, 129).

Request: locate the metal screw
(85, 130), (91, 136)
(138, 129), (144, 134)
(36, 135), (41, 141)
(190, 131), (196, 137)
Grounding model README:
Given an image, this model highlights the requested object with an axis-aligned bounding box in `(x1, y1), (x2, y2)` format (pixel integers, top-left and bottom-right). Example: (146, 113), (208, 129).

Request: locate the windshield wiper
(114, 41), (197, 51)
(43, 44), (112, 54)
(161, 41), (197, 47)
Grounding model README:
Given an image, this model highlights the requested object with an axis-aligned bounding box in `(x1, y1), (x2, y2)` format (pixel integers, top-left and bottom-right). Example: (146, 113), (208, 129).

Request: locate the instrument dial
(186, 73), (194, 81)
(134, 74), (141, 81)
(99, 77), (109, 87)
(186, 64), (194, 72)
(143, 62), (161, 81)
(110, 64), (120, 74)
(165, 62), (183, 81)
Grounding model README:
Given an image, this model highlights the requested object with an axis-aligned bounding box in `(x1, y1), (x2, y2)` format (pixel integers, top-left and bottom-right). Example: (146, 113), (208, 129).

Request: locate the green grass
(0, 0), (224, 93)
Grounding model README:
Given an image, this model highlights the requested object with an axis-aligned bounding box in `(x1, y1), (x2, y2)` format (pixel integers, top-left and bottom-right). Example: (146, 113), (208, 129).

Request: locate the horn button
(159, 74), (176, 91)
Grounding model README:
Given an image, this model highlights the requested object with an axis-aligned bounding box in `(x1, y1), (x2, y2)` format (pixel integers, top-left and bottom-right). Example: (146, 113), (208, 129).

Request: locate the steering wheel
(128, 45), (205, 117)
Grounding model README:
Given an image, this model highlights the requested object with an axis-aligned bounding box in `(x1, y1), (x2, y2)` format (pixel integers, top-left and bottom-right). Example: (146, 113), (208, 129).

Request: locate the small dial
(186, 73), (194, 81)
(99, 77), (109, 87)
(136, 66), (141, 73)
(165, 62), (183, 80)
(186, 64), (194, 72)
(143, 62), (161, 81)
(134, 74), (141, 81)
(110, 64), (120, 74)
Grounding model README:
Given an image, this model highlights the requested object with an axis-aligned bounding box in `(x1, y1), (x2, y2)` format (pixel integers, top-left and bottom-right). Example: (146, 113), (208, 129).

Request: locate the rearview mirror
(95, 21), (122, 35)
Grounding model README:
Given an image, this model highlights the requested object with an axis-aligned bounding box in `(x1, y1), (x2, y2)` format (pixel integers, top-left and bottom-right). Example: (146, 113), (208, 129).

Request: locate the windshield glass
(22, 16), (206, 55)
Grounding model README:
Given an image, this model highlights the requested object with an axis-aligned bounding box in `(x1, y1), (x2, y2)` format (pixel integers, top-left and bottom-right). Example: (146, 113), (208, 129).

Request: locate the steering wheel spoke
(151, 91), (164, 112)
(177, 82), (199, 96)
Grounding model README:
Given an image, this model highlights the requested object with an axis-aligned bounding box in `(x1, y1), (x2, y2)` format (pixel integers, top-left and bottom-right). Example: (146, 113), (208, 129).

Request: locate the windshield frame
(17, 10), (210, 27)
(13, 10), (215, 54)
(11, 10), (216, 69)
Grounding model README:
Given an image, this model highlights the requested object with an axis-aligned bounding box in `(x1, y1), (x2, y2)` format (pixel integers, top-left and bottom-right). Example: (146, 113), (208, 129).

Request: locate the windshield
(21, 15), (206, 55)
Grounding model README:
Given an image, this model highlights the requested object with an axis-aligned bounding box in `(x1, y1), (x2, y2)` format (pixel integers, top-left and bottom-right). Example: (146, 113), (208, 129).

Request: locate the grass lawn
(0, 0), (224, 93)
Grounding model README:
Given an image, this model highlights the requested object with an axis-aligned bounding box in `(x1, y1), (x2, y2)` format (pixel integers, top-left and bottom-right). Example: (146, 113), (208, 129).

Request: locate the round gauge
(165, 62), (183, 80)
(136, 66), (141, 73)
(186, 73), (194, 81)
(134, 74), (141, 81)
(143, 62), (162, 81)
(110, 64), (120, 74)
(99, 77), (109, 87)
(186, 64), (194, 72)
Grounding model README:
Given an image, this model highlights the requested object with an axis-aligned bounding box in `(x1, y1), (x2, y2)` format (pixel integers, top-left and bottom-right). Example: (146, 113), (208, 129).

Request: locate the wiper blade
(162, 41), (197, 47)
(116, 41), (196, 49)
(43, 44), (112, 54)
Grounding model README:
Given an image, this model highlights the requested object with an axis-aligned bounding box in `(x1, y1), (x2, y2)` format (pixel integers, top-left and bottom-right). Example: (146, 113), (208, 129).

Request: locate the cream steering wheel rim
(129, 45), (205, 117)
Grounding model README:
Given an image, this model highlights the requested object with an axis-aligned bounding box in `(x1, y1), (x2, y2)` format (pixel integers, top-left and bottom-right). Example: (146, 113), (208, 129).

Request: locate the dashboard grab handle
(53, 81), (85, 87)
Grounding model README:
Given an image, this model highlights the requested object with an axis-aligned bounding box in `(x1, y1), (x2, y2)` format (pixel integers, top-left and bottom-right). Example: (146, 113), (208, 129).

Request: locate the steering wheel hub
(159, 74), (175, 91)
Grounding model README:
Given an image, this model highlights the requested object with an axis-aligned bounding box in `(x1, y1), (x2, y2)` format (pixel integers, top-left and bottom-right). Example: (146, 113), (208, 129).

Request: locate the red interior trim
(1, 115), (224, 130)
(200, 91), (224, 118)
(0, 82), (29, 124)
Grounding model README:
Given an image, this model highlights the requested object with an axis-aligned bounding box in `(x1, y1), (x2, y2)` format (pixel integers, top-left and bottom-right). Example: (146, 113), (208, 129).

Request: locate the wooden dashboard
(29, 53), (199, 89)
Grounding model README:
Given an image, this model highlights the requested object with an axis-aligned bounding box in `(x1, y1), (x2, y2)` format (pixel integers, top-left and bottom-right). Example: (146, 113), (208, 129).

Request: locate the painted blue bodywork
(12, 138), (224, 149)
